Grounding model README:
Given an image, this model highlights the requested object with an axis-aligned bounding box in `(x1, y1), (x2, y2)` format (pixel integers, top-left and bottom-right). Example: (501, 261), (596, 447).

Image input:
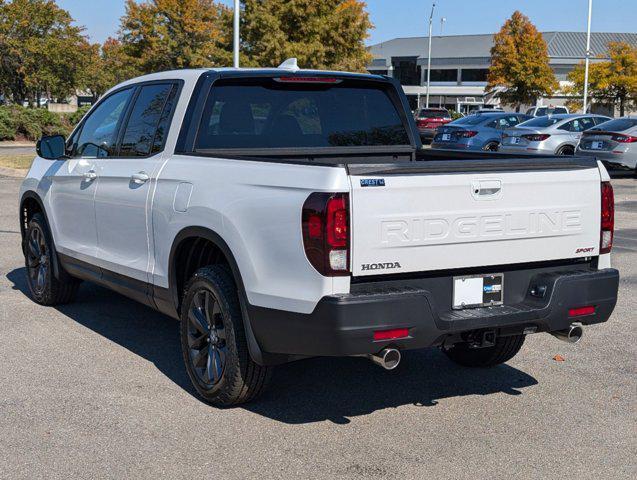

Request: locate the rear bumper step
(247, 267), (619, 358)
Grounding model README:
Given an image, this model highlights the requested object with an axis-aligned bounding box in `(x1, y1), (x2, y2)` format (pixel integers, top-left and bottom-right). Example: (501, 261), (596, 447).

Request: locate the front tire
(443, 334), (525, 367)
(180, 265), (272, 407)
(24, 213), (79, 305)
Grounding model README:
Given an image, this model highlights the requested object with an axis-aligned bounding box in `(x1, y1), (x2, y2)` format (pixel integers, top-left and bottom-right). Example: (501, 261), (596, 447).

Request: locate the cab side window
(73, 88), (133, 158)
(579, 117), (596, 131)
(119, 83), (176, 157)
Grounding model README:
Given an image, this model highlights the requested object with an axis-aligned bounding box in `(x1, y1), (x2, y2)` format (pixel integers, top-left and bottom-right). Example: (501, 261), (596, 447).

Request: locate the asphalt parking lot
(0, 174), (635, 479)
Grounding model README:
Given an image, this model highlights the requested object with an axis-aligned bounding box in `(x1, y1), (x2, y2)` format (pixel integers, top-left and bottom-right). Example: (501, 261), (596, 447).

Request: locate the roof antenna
(278, 58), (300, 72)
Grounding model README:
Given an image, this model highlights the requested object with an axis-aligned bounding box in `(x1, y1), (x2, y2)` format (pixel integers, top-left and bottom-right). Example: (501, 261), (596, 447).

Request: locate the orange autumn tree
(119, 0), (232, 72)
(566, 42), (637, 115)
(487, 11), (558, 111)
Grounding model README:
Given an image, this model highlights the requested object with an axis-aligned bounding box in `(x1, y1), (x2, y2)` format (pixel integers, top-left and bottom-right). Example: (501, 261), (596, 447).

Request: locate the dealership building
(367, 31), (637, 114)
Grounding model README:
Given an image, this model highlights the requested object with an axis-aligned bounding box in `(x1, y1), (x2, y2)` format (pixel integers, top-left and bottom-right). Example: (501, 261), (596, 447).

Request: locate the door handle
(131, 171), (150, 184)
(84, 170), (97, 181)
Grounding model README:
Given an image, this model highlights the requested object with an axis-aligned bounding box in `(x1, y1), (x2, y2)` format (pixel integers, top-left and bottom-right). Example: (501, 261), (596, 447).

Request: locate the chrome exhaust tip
(551, 323), (584, 344)
(368, 348), (401, 370)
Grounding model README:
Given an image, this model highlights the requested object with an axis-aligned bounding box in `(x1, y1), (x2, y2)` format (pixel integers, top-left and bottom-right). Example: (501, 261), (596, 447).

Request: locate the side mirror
(36, 135), (67, 160)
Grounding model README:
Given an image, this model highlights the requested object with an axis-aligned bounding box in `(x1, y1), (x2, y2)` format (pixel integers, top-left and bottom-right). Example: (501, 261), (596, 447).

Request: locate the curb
(0, 166), (27, 178)
(0, 142), (36, 148)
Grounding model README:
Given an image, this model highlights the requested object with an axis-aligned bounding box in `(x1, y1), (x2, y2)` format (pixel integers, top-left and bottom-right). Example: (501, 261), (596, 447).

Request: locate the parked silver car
(576, 117), (637, 174)
(499, 114), (611, 156)
(431, 112), (531, 151)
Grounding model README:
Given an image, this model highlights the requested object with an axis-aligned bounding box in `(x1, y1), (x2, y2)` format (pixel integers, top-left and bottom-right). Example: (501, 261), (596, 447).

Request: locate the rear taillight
(600, 181), (614, 254)
(522, 134), (551, 141)
(302, 192), (350, 276)
(458, 130), (478, 138)
(611, 134), (637, 143)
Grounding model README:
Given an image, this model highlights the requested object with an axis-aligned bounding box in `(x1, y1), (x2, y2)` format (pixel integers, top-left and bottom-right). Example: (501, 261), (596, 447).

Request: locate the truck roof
(111, 65), (388, 93)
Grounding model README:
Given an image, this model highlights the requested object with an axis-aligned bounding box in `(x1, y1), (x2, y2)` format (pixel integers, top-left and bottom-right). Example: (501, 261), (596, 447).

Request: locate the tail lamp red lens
(302, 192), (350, 276)
(568, 306), (595, 317)
(459, 130), (478, 138)
(600, 181), (614, 254)
(522, 134), (551, 141)
(373, 328), (409, 341)
(611, 134), (637, 143)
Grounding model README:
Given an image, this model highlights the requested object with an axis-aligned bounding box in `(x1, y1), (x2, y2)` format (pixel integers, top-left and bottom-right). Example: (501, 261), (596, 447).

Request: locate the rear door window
(119, 83), (176, 157)
(195, 78), (410, 150)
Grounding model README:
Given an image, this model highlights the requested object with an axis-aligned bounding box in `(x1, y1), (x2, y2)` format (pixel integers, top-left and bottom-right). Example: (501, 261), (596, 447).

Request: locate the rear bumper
(248, 264), (619, 358)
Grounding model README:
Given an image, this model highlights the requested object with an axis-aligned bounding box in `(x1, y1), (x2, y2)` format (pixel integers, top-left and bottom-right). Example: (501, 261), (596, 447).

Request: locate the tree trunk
(619, 96), (625, 117)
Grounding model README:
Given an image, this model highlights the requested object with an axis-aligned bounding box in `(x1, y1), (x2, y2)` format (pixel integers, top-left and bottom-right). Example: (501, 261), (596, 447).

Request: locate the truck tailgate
(349, 160), (601, 276)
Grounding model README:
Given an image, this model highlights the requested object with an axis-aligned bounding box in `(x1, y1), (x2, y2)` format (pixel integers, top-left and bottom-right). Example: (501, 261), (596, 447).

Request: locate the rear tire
(24, 213), (79, 305)
(483, 141), (499, 152)
(556, 145), (575, 156)
(443, 334), (525, 367)
(180, 265), (272, 407)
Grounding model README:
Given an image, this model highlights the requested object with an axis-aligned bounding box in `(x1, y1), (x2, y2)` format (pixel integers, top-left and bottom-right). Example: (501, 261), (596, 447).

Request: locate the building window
(425, 69), (457, 82)
(368, 70), (388, 76)
(461, 69), (488, 82)
(391, 57), (421, 86)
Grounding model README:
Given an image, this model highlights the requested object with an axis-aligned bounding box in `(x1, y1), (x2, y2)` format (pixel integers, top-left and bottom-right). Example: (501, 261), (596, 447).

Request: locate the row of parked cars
(415, 108), (637, 174)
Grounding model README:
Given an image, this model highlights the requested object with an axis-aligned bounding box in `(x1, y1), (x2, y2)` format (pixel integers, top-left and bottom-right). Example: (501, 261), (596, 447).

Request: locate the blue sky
(57, 0), (637, 46)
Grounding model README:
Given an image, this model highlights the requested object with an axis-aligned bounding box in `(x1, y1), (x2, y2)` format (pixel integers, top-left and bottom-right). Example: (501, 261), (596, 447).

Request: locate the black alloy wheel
(186, 288), (228, 388)
(25, 223), (50, 296)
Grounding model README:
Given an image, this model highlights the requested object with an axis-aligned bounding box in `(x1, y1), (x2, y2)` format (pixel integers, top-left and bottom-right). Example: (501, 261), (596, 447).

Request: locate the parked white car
(525, 106), (569, 117)
(19, 66), (619, 406)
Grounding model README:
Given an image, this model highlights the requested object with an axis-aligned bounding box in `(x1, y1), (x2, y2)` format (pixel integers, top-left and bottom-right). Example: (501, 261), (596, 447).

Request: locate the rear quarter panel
(151, 156), (351, 314)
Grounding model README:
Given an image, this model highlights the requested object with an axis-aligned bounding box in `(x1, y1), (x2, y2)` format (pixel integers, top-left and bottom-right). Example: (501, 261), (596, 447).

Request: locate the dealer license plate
(441, 133), (451, 141)
(591, 141), (603, 149)
(452, 274), (504, 309)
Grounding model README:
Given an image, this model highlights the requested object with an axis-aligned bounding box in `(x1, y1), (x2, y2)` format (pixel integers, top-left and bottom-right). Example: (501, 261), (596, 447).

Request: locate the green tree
(119, 0), (232, 73)
(566, 42), (637, 116)
(487, 11), (558, 111)
(0, 0), (91, 106)
(240, 0), (373, 71)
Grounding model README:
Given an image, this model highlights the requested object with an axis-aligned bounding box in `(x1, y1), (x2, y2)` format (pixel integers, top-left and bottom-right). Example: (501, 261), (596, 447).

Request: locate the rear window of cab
(194, 77), (411, 150)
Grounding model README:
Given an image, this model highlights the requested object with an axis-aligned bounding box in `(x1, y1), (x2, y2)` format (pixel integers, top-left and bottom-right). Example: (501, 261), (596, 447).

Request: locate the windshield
(418, 109), (450, 119)
(518, 116), (562, 128)
(591, 118), (637, 132)
(195, 78), (411, 150)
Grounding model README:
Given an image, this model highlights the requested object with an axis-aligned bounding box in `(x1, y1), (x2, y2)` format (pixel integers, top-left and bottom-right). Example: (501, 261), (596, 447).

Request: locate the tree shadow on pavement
(7, 267), (538, 425)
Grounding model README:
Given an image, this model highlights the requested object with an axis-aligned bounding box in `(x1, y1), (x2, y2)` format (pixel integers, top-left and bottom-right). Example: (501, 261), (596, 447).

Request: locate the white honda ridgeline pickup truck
(20, 64), (619, 406)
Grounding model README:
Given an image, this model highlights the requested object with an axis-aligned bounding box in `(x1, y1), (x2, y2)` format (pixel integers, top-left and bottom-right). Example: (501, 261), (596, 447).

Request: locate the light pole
(425, 2), (436, 108)
(582, 0), (592, 113)
(233, 0), (240, 68)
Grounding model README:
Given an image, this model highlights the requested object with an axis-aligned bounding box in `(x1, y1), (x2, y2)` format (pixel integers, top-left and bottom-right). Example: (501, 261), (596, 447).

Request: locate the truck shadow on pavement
(7, 267), (538, 425)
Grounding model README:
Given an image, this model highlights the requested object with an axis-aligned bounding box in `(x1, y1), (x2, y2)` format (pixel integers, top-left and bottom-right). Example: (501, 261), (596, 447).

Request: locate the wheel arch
(166, 226), (283, 366)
